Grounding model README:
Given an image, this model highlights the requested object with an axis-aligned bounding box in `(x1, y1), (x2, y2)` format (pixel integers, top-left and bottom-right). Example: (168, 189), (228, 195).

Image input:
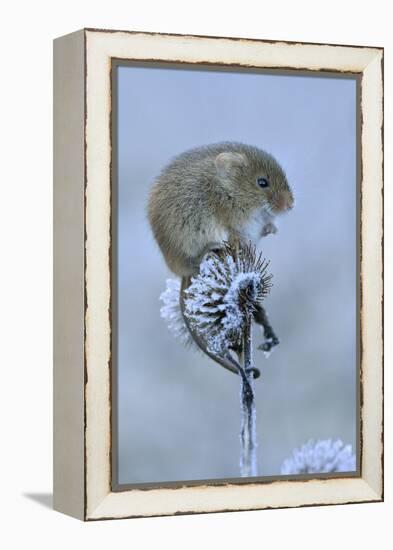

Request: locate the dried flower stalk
(161, 241), (278, 477)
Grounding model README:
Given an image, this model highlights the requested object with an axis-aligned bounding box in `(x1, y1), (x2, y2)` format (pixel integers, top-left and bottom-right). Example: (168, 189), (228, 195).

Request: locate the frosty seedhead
(184, 242), (272, 360)
(281, 439), (356, 475)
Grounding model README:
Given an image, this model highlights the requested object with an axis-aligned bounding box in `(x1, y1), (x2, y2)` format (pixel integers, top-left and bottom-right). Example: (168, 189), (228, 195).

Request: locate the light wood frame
(53, 28), (384, 521)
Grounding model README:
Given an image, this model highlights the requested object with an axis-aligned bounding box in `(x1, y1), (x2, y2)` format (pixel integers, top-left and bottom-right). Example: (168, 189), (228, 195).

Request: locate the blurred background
(116, 64), (357, 484)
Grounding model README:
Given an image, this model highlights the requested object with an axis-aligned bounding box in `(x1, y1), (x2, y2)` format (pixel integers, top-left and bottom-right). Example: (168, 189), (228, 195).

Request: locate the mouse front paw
(261, 222), (278, 237)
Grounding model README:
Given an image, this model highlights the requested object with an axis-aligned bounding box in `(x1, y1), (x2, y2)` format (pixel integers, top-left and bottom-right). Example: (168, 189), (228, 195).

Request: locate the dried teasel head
(160, 278), (195, 348)
(280, 439), (356, 475)
(184, 241), (273, 355)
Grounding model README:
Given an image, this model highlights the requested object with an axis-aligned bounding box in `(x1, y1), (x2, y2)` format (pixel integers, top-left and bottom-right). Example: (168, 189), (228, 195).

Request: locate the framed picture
(53, 28), (383, 520)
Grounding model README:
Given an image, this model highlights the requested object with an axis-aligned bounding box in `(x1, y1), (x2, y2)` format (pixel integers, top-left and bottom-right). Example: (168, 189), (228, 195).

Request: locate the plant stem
(239, 312), (258, 477)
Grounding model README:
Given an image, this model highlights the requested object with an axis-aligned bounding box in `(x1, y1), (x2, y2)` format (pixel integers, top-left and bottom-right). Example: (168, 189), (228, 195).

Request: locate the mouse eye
(257, 177), (269, 188)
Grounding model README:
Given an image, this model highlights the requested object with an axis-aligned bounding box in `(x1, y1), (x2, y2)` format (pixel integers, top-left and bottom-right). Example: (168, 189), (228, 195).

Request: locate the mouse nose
(275, 191), (294, 211)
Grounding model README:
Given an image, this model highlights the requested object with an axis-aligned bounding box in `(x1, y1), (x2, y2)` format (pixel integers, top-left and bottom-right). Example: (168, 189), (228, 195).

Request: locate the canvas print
(112, 62), (359, 486)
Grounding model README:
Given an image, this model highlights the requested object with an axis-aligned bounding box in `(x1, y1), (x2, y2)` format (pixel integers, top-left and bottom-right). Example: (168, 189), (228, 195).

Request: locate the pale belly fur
(240, 208), (275, 243)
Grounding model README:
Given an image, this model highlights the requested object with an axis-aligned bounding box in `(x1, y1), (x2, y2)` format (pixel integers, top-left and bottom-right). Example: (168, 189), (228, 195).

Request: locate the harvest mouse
(148, 142), (294, 377)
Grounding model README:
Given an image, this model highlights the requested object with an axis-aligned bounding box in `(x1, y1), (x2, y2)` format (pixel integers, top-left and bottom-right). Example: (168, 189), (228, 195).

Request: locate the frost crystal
(281, 439), (356, 475)
(160, 278), (194, 348)
(184, 243), (272, 356)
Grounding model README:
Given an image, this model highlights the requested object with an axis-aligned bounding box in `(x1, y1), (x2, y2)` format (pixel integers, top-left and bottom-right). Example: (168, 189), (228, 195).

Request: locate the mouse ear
(215, 152), (247, 178)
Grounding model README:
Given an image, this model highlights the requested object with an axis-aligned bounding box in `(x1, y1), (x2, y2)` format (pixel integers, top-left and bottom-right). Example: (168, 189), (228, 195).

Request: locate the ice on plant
(184, 253), (269, 355)
(159, 278), (194, 348)
(281, 439), (356, 475)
